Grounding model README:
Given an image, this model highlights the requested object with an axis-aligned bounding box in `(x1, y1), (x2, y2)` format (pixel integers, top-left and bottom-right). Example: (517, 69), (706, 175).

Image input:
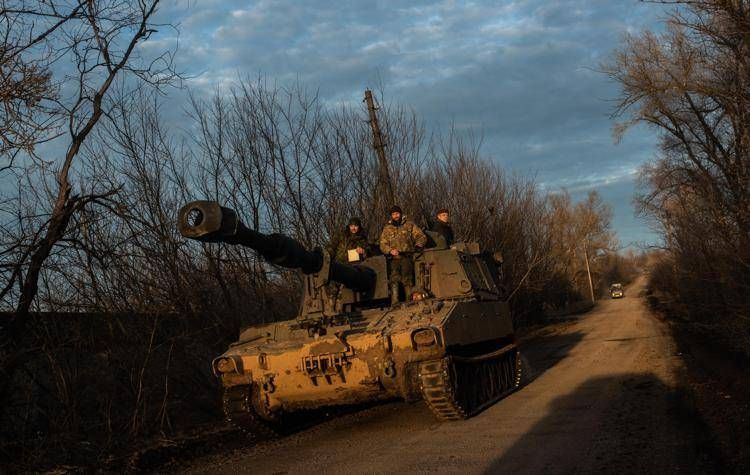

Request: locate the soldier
(327, 217), (369, 312)
(334, 217), (369, 263)
(431, 207), (454, 247)
(379, 205), (427, 304)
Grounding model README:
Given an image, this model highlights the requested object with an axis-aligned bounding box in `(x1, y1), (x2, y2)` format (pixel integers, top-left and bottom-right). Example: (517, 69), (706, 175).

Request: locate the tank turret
(178, 201), (376, 293)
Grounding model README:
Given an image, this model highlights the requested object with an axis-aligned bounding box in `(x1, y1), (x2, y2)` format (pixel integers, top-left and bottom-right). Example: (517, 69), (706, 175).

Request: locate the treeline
(0, 1), (633, 469)
(0, 78), (629, 469)
(1, 80), (624, 320)
(606, 0), (750, 359)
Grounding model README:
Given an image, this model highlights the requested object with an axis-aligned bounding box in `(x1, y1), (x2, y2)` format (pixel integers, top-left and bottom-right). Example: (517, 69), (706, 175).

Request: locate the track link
(223, 385), (280, 439)
(419, 345), (521, 421)
(419, 359), (467, 420)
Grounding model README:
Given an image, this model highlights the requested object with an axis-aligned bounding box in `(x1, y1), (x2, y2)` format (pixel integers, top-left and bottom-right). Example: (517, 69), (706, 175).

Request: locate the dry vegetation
(0, 1), (639, 470)
(606, 0), (750, 358)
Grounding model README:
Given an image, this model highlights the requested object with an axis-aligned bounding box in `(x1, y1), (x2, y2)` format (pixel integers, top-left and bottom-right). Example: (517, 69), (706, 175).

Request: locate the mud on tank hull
(214, 299), (521, 431)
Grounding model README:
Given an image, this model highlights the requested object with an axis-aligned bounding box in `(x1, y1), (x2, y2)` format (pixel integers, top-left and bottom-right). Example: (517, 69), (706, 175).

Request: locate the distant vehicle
(610, 283), (624, 299)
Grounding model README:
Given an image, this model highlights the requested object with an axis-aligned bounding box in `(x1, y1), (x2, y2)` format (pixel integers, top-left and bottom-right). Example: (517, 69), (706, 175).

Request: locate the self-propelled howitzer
(177, 200), (521, 432)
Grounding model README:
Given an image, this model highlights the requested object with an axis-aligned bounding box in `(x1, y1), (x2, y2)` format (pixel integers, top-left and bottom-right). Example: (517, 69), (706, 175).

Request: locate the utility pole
(364, 89), (395, 207)
(583, 243), (595, 304)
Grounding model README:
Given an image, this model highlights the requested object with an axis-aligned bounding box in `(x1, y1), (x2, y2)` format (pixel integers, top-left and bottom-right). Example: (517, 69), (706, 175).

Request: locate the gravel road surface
(181, 277), (716, 474)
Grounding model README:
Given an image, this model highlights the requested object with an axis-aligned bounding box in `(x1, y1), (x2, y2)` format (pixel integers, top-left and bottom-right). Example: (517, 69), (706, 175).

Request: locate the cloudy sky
(151, 0), (672, 248)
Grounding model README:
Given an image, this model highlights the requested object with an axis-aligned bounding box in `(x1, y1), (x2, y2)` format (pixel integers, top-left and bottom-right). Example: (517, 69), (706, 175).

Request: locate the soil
(662, 317), (750, 472)
(147, 276), (742, 474)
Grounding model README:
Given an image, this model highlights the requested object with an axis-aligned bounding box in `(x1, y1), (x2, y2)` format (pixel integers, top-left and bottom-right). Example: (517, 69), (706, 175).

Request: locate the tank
(177, 200), (521, 431)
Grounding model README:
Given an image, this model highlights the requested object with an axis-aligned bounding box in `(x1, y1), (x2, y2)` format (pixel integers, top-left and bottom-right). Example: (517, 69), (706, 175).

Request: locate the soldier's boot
(390, 283), (400, 305)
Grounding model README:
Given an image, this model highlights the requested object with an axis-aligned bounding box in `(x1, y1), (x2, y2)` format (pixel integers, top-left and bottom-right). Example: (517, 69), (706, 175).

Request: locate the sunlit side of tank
(209, 239), (515, 414)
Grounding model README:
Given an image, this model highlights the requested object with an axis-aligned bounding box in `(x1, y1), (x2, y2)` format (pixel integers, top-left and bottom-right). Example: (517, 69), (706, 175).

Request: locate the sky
(147, 0), (673, 249)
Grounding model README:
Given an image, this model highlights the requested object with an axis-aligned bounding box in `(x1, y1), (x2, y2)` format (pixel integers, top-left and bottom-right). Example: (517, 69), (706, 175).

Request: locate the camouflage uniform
(334, 231), (369, 263)
(326, 226), (369, 312)
(379, 218), (427, 289)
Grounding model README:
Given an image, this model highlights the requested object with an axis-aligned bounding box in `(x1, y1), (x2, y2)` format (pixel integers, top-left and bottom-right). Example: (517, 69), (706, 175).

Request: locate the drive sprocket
(223, 385), (282, 438)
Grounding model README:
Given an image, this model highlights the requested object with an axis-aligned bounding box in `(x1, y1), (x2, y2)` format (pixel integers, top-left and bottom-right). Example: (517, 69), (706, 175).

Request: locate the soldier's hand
(356, 247), (365, 254)
(390, 249), (399, 256)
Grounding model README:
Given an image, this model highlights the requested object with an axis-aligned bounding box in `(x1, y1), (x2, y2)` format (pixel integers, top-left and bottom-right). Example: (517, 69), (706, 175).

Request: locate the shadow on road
(484, 373), (725, 474)
(158, 331), (587, 472)
(520, 330), (586, 384)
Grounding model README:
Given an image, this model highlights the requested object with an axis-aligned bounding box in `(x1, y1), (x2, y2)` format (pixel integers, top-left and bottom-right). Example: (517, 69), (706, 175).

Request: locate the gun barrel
(177, 201), (375, 291)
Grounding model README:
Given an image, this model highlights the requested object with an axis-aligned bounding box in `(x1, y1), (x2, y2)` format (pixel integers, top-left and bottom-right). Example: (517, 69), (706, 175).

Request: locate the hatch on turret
(415, 244), (503, 301)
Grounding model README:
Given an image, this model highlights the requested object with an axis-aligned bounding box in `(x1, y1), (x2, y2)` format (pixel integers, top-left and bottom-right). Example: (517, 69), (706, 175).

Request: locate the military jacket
(431, 221), (455, 246)
(379, 219), (427, 254)
(334, 231), (369, 262)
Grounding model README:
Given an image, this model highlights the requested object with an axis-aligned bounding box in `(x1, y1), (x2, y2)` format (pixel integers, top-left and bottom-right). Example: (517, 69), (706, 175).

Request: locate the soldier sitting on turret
(326, 217), (369, 312)
(379, 205), (427, 304)
(335, 217), (369, 263)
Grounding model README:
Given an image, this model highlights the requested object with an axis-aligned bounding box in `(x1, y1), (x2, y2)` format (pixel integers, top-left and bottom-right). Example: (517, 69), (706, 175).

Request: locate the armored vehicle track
(419, 344), (522, 420)
(223, 386), (281, 438)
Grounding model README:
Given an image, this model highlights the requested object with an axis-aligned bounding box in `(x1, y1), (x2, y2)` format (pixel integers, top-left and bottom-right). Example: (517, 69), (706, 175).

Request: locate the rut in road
(179, 278), (720, 474)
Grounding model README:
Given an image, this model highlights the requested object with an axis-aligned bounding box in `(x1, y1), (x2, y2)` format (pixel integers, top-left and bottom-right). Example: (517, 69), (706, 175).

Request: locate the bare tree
(1, 0), (178, 316)
(606, 0), (750, 354)
(607, 1), (750, 243)
(0, 0), (180, 419)
(0, 0), (75, 166)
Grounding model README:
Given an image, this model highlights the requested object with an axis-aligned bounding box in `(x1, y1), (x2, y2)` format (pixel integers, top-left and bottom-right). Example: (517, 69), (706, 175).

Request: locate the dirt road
(182, 278), (718, 474)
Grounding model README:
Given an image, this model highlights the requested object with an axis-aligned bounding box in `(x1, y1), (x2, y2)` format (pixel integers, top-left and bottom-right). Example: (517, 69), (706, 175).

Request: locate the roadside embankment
(646, 288), (750, 472)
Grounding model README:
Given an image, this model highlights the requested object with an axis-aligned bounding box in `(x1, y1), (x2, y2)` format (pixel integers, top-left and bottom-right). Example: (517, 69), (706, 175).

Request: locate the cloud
(146, 0), (671, 245)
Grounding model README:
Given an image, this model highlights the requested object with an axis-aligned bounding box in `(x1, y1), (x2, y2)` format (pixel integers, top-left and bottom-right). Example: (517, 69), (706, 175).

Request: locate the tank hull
(214, 298), (519, 425)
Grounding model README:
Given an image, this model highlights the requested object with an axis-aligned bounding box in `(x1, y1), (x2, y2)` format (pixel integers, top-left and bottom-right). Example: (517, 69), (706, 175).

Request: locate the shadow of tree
(484, 373), (724, 474)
